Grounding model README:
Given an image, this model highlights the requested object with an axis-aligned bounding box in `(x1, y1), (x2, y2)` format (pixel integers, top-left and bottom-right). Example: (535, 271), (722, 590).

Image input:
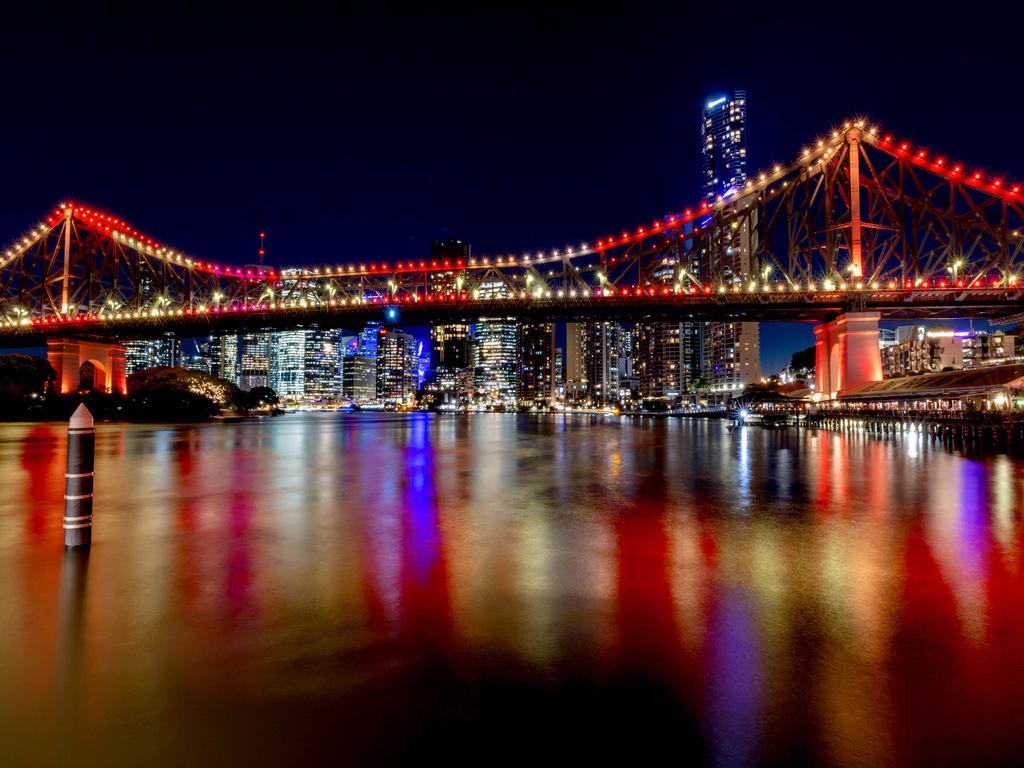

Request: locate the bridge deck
(1, 288), (1021, 342)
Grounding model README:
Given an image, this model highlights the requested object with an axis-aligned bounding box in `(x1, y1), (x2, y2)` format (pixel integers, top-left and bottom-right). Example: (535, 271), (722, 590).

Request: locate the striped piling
(63, 404), (95, 549)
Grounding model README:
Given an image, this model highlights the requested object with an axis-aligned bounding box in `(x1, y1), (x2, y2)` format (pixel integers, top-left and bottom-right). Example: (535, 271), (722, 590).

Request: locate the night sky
(2, 2), (1022, 372)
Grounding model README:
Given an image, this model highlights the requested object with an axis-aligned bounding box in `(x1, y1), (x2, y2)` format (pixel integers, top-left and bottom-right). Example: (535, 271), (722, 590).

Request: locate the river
(1, 413), (1022, 766)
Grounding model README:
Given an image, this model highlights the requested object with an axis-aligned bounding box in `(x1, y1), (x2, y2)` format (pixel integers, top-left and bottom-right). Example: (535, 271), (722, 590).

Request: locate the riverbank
(806, 409), (1024, 451)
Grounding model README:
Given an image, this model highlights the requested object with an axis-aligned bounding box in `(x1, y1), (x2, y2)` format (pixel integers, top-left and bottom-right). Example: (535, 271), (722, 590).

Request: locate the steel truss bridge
(2, 120), (1024, 344)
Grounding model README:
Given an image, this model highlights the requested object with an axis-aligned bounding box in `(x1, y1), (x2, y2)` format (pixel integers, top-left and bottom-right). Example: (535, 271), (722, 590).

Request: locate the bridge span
(2, 120), (1023, 398)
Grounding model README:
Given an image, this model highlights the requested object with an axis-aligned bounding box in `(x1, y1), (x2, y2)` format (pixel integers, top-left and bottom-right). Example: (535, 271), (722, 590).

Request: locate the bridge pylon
(813, 312), (883, 399)
(47, 338), (127, 395)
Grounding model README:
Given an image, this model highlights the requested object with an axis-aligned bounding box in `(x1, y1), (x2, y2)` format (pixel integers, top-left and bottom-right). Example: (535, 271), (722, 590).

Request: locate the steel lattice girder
(2, 124), (1024, 339)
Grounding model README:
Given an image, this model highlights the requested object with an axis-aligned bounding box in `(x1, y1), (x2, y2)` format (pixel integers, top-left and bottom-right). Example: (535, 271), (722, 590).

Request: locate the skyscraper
(270, 328), (342, 402)
(582, 321), (622, 406)
(358, 322), (381, 358)
(239, 332), (271, 390)
(700, 90), (761, 397)
(341, 354), (376, 403)
(564, 322), (585, 402)
(208, 334), (239, 384)
(427, 240), (473, 403)
(270, 330), (306, 400)
(473, 319), (519, 407)
(376, 328), (416, 404)
(702, 91), (747, 203)
(303, 329), (341, 401)
(517, 323), (556, 408)
(124, 335), (180, 375)
(431, 323), (470, 370)
(632, 321), (683, 401)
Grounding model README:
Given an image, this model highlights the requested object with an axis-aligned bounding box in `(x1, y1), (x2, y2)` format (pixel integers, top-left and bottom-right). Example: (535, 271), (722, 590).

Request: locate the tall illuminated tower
(376, 328), (416, 405)
(473, 319), (519, 407)
(518, 322), (555, 408)
(702, 91), (747, 203)
(700, 90), (761, 398)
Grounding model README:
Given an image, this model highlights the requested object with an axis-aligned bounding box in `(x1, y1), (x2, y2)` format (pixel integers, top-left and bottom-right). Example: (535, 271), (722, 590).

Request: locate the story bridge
(2, 121), (1021, 397)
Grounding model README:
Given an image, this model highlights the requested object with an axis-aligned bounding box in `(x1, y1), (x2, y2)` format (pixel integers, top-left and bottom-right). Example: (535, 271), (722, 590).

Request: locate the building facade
(564, 322), (585, 401)
(341, 355), (376, 403)
(963, 331), (1018, 369)
(303, 329), (342, 401)
(270, 330), (307, 400)
(124, 335), (180, 375)
(376, 328), (416, 404)
(473, 319), (519, 406)
(431, 323), (470, 370)
(239, 332), (271, 390)
(582, 321), (622, 405)
(358, 322), (382, 358)
(882, 325), (965, 378)
(702, 91), (748, 201)
(700, 90), (761, 397)
(632, 321), (682, 400)
(517, 322), (556, 408)
(208, 334), (239, 384)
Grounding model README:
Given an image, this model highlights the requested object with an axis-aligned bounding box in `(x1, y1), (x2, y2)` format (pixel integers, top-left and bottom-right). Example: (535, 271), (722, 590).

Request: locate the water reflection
(0, 414), (1022, 765)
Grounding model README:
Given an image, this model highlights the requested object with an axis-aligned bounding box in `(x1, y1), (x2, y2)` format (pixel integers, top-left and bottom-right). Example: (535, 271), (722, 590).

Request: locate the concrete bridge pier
(813, 311), (883, 399)
(47, 338), (127, 395)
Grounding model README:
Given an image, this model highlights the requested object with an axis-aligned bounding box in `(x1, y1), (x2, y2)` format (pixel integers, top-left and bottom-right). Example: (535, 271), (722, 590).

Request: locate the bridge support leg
(47, 338), (127, 395)
(813, 311), (882, 399)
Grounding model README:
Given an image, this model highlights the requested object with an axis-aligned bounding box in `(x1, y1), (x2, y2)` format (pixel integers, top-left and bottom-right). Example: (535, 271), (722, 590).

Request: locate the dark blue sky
(2, 2), (1022, 372)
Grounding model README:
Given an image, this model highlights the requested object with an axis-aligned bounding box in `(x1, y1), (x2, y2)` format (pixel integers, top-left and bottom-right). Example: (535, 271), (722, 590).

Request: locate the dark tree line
(0, 355), (279, 422)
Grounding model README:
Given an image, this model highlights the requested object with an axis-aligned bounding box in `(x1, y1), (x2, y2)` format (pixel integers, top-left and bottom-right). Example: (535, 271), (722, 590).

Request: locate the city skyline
(3, 6), (1021, 375)
(4, 5), (1024, 765)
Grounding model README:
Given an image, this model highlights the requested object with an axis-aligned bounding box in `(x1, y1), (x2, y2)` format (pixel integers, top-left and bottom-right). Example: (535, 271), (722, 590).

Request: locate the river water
(0, 413), (1022, 766)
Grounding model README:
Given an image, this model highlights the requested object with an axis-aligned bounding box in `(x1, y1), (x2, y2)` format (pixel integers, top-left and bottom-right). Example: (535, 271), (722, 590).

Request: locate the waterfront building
(340, 334), (358, 357)
(303, 329), (342, 401)
(270, 330), (307, 400)
(341, 355), (376, 403)
(376, 328), (416, 404)
(427, 322), (471, 404)
(518, 322), (556, 408)
(208, 334), (239, 384)
(125, 335), (180, 375)
(702, 319), (761, 398)
(963, 331), (1018, 368)
(239, 332), (271, 390)
(681, 321), (701, 392)
(634, 253), (688, 405)
(473, 318), (519, 406)
(700, 90), (761, 397)
(431, 323), (470, 370)
(883, 325), (965, 378)
(632, 321), (682, 401)
(839, 363), (1024, 411)
(582, 321), (622, 405)
(564, 322), (585, 401)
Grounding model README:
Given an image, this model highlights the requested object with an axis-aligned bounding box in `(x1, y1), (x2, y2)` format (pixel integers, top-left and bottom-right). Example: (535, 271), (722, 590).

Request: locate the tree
(127, 388), (221, 421)
(790, 346), (815, 373)
(0, 354), (57, 397)
(688, 376), (710, 394)
(242, 386), (279, 408)
(127, 366), (243, 409)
